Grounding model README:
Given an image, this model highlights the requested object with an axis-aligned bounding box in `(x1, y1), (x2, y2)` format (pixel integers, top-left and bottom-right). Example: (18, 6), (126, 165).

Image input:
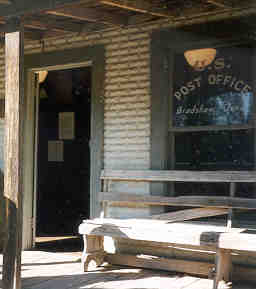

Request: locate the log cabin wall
(0, 21), (165, 229)
(0, 18), (255, 267)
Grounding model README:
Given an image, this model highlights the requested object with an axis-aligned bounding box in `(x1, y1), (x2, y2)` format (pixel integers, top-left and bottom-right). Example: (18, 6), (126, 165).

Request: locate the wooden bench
(78, 170), (256, 289)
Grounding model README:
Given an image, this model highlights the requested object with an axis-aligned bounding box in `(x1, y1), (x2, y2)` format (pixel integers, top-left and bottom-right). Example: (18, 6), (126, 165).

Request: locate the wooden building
(1, 0), (256, 288)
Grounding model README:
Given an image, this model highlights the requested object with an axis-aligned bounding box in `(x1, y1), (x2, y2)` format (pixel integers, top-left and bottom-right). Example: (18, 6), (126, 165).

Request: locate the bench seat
(79, 218), (256, 288)
(79, 219), (247, 248)
(79, 170), (256, 289)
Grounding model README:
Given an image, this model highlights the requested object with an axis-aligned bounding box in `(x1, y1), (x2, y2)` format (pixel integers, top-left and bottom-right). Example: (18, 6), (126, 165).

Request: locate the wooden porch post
(3, 18), (24, 289)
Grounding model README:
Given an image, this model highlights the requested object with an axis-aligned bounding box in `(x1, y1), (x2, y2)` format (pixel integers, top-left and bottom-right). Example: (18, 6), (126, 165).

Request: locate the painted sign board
(173, 45), (253, 127)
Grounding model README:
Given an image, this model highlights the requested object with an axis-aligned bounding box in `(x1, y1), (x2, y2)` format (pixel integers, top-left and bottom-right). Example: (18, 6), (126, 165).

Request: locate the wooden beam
(24, 17), (84, 33)
(37, 22), (107, 39)
(100, 0), (174, 19)
(0, 0), (85, 18)
(128, 13), (155, 25)
(46, 6), (127, 26)
(3, 18), (24, 289)
(207, 0), (232, 8)
(0, 24), (43, 41)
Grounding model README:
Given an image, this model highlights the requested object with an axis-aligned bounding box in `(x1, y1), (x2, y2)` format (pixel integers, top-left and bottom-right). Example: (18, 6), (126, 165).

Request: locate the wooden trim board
(101, 192), (256, 209)
(149, 207), (228, 221)
(101, 170), (256, 183)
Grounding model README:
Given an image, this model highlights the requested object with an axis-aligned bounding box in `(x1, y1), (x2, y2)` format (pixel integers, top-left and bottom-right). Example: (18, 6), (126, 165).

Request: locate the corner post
(3, 18), (24, 289)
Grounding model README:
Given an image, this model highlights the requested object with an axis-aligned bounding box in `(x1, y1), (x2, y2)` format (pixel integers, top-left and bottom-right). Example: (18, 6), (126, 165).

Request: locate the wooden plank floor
(0, 236), (255, 289)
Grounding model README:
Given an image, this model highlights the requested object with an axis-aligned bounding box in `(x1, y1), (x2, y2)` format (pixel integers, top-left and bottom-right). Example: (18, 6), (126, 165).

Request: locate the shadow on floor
(34, 235), (83, 252)
(0, 268), (254, 289)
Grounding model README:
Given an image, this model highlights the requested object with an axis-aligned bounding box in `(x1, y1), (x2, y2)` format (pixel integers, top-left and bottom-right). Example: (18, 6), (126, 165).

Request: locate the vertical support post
(227, 182), (236, 230)
(213, 249), (232, 289)
(3, 18), (24, 289)
(101, 179), (109, 218)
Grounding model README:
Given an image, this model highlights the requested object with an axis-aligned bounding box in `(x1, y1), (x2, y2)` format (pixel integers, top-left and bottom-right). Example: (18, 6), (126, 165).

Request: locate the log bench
(78, 170), (256, 289)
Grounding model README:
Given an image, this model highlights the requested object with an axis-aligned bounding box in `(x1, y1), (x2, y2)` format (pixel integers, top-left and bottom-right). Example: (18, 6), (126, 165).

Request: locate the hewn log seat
(78, 170), (256, 289)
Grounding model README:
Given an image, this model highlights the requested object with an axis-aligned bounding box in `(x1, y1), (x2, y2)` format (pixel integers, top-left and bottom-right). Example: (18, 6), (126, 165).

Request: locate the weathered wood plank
(46, 6), (127, 26)
(24, 16), (84, 33)
(106, 253), (256, 283)
(101, 192), (256, 209)
(213, 249), (232, 289)
(207, 0), (232, 8)
(3, 20), (24, 289)
(219, 232), (256, 251)
(82, 235), (105, 272)
(79, 220), (245, 249)
(105, 253), (214, 276)
(100, 0), (174, 18)
(81, 218), (256, 251)
(149, 208), (228, 222)
(101, 170), (256, 183)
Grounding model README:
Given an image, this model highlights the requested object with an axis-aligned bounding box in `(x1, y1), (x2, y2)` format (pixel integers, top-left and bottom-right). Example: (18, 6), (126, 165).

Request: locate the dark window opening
(169, 44), (255, 227)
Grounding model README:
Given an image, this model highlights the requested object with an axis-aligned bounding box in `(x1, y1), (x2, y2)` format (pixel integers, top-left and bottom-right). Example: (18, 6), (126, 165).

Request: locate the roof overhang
(0, 1), (256, 42)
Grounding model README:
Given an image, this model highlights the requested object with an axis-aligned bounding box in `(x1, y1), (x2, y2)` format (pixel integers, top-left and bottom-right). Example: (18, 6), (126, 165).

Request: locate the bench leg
(213, 249), (232, 289)
(81, 235), (105, 272)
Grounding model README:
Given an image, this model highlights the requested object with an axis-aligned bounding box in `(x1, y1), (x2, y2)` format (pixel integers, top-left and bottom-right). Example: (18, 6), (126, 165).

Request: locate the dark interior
(36, 67), (91, 237)
(169, 44), (256, 225)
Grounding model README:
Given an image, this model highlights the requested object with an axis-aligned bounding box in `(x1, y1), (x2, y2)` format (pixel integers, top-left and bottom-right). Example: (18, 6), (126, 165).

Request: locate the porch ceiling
(0, 0), (256, 41)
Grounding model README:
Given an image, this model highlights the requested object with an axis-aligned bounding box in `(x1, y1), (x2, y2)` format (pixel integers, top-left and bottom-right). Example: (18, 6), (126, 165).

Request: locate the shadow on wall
(0, 169), (4, 251)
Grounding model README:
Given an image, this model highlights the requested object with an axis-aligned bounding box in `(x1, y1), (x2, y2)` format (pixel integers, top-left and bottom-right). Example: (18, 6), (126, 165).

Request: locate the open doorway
(35, 66), (91, 248)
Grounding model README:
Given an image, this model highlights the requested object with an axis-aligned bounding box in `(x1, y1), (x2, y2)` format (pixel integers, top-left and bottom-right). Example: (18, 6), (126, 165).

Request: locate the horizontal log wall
(0, 22), (169, 221)
(0, 26), (157, 165)
(0, 20), (255, 269)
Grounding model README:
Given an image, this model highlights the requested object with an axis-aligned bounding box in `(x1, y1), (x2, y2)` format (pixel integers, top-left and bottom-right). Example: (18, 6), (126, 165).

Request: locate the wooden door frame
(22, 45), (105, 249)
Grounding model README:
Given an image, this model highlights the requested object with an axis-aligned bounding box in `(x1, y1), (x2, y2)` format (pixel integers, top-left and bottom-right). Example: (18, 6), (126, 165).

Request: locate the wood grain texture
(100, 0), (174, 18)
(105, 253), (256, 283)
(101, 192), (256, 209)
(46, 6), (127, 26)
(213, 249), (232, 289)
(3, 25), (24, 289)
(105, 253), (214, 276)
(81, 235), (105, 271)
(101, 169), (256, 183)
(79, 220), (245, 249)
(149, 208), (228, 221)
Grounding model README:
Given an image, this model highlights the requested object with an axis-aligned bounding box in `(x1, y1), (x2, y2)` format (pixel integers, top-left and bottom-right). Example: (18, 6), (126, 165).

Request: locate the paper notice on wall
(59, 112), (75, 140)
